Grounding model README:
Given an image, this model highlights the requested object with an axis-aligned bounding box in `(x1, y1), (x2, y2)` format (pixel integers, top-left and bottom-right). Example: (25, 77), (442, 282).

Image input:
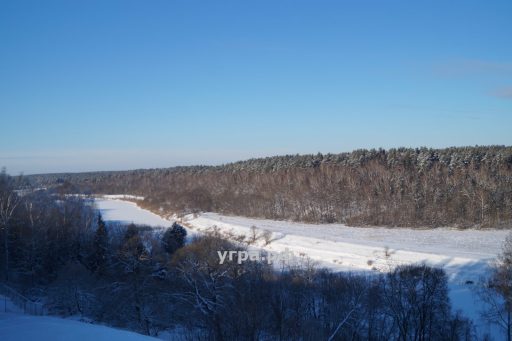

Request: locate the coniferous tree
(91, 213), (108, 275)
(162, 222), (187, 255)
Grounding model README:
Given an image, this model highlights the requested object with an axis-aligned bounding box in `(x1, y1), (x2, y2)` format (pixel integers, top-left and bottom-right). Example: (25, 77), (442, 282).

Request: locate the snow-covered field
(95, 197), (509, 338)
(0, 297), (157, 341)
(95, 199), (173, 228)
(183, 212), (507, 281)
(95, 197), (509, 282)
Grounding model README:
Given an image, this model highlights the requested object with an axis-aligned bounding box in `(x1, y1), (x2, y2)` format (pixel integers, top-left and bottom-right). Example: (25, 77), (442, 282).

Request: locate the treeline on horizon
(28, 146), (512, 228)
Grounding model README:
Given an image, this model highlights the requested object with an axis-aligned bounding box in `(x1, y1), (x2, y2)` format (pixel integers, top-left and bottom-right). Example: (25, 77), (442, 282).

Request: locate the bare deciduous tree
(0, 172), (22, 281)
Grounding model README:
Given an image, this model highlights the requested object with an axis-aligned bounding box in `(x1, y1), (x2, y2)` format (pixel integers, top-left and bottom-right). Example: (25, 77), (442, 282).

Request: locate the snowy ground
(95, 199), (173, 228)
(0, 297), (157, 341)
(96, 198), (509, 339)
(183, 212), (507, 281)
(101, 194), (145, 201)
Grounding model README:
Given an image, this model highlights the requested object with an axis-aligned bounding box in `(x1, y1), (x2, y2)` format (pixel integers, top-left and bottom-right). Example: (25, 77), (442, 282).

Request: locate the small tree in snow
(162, 222), (187, 255)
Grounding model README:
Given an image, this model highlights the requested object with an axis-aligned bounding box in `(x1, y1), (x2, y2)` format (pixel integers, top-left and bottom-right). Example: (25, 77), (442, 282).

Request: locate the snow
(94, 197), (510, 339)
(95, 199), (172, 228)
(95, 198), (198, 242)
(94, 197), (508, 281)
(101, 194), (145, 201)
(0, 297), (157, 341)
(183, 212), (507, 280)
(0, 295), (24, 315)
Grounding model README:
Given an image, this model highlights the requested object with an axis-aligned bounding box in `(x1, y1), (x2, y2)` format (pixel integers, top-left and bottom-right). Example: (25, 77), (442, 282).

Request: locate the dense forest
(28, 146), (512, 228)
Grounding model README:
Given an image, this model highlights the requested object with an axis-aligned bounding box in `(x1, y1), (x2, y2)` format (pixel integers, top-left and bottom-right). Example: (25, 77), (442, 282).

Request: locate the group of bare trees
(29, 146), (512, 228)
(147, 231), (475, 340)
(0, 170), (95, 285)
(479, 234), (512, 341)
(0, 169), (23, 281)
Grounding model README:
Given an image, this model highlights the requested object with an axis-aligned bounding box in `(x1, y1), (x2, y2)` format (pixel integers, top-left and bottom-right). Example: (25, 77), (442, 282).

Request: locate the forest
(0, 171), (478, 339)
(28, 146), (512, 228)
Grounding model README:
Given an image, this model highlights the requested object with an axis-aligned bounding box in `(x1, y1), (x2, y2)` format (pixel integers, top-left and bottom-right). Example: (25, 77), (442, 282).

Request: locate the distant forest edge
(27, 146), (512, 228)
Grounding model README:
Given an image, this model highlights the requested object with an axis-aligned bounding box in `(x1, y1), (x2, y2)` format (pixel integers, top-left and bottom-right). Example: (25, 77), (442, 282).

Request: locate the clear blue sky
(1, 0), (511, 174)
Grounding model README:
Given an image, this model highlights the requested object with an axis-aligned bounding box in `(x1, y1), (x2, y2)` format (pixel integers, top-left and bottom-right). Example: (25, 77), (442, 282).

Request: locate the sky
(1, 0), (511, 174)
